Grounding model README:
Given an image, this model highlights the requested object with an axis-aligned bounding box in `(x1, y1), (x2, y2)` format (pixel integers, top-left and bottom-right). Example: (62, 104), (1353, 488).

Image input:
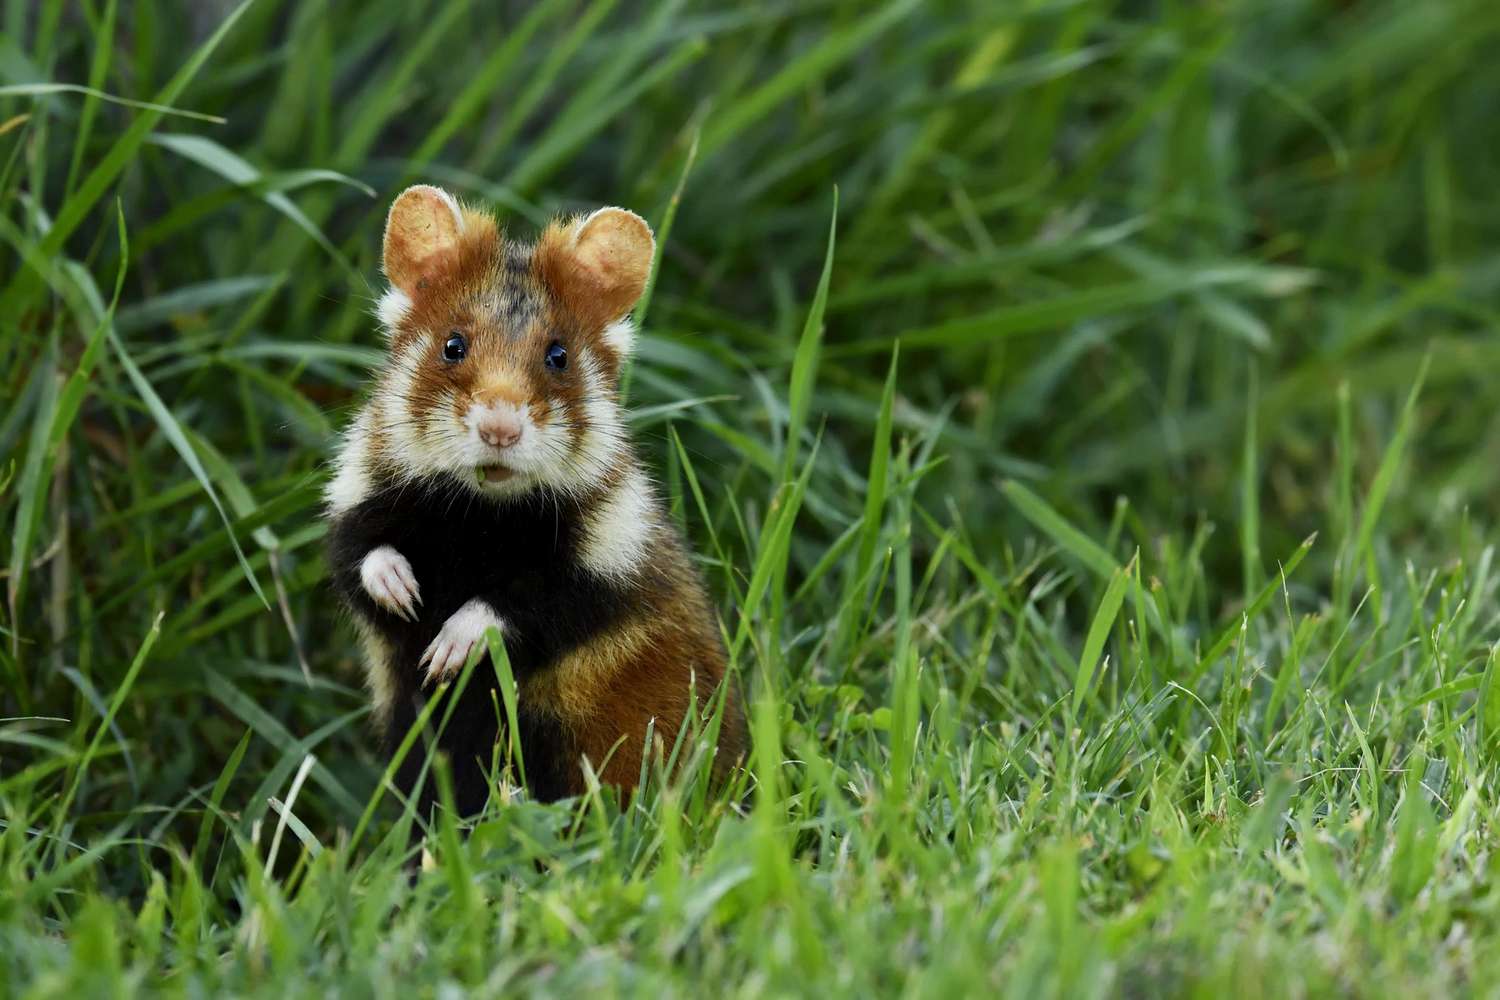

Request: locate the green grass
(5, 0), (1500, 995)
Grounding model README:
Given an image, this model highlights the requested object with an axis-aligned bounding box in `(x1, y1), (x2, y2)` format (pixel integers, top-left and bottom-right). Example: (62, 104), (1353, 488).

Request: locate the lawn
(5, 0), (1500, 996)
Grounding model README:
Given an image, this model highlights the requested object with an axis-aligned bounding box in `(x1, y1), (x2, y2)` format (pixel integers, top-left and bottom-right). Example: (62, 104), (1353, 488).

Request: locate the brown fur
(522, 535), (746, 793)
(535, 208), (656, 339)
(382, 185), (468, 294)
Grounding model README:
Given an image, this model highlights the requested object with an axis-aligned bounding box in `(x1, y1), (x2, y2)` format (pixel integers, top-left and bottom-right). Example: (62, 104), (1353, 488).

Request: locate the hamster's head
(369, 185), (654, 498)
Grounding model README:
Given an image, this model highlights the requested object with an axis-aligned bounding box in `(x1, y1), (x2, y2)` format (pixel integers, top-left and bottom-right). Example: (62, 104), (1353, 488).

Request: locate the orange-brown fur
(522, 540), (743, 793)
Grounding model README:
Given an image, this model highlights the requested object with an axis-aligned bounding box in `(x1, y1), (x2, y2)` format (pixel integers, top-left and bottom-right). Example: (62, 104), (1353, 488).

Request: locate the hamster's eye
(442, 331), (467, 363)
(544, 341), (567, 371)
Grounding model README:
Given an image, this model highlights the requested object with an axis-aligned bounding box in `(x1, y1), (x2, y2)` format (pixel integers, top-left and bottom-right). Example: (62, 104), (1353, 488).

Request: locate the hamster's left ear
(382, 184), (465, 294)
(538, 207), (655, 341)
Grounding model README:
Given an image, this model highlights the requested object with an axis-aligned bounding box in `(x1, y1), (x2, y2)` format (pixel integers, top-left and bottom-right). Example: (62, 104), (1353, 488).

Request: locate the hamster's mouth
(475, 463), (517, 485)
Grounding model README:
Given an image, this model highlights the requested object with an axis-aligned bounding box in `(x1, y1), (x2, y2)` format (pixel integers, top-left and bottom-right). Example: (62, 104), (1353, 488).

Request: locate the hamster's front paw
(360, 545), (421, 621)
(420, 599), (504, 685)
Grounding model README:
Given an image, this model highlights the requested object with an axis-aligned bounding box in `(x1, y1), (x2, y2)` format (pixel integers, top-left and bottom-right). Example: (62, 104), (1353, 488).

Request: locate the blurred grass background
(5, 0), (1500, 995)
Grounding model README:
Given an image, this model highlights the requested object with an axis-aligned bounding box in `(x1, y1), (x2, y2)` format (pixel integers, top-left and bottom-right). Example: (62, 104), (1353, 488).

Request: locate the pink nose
(477, 414), (523, 448)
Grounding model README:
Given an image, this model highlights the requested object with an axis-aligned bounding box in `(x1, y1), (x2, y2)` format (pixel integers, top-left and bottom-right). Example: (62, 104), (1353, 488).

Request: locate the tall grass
(4, 0), (1500, 995)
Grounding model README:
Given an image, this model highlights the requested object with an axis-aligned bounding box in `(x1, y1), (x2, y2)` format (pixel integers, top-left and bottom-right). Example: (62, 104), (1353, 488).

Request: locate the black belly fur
(326, 474), (656, 813)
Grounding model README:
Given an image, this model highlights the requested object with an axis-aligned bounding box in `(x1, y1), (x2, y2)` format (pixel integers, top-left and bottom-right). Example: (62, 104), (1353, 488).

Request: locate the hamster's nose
(476, 413), (523, 448)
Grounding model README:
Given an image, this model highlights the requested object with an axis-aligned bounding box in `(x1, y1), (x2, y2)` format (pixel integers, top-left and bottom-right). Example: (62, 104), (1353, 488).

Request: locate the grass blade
(1073, 558), (1132, 715)
(780, 188), (837, 485)
(107, 331), (268, 608)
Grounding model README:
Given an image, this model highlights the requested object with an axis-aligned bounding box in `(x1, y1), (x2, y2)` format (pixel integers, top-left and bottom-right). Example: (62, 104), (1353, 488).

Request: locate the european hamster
(324, 185), (746, 817)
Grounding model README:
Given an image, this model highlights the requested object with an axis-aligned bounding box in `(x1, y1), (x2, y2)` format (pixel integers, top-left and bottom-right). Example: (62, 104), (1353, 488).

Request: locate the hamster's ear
(382, 185), (465, 294)
(538, 207), (655, 336)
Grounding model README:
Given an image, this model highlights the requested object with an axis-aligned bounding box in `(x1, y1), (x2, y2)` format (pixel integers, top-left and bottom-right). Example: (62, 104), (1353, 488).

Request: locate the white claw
(360, 546), (421, 622)
(420, 599), (505, 686)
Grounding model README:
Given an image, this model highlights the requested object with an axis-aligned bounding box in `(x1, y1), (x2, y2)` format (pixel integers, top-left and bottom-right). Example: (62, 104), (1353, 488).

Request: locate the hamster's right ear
(382, 184), (465, 295)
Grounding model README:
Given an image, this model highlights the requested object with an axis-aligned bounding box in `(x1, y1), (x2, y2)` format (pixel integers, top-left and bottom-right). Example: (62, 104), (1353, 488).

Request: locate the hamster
(323, 184), (746, 818)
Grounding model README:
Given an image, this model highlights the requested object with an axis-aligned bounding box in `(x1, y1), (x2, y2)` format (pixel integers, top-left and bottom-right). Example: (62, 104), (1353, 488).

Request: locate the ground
(4, 1), (1500, 996)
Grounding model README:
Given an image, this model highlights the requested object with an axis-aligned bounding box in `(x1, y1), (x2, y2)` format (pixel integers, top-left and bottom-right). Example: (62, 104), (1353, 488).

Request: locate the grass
(4, 0), (1500, 995)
